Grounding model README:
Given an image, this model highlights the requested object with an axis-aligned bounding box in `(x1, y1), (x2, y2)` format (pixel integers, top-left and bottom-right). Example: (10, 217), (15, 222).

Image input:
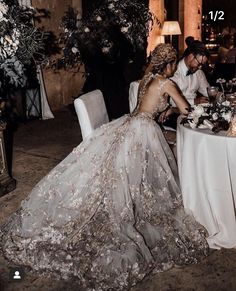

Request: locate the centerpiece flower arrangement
(181, 101), (234, 133)
(216, 78), (236, 95)
(182, 77), (236, 133)
(0, 0), (48, 90)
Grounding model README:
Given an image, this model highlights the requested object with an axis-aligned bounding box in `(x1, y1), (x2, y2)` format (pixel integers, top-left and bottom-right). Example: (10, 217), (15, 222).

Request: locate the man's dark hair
(185, 36), (194, 47)
(184, 40), (210, 58)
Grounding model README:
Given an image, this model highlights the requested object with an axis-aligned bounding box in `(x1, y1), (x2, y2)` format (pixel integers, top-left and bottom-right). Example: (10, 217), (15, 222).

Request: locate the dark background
(202, 0), (236, 32)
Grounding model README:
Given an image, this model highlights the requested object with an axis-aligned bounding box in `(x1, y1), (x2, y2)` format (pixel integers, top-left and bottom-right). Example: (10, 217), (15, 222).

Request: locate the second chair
(74, 89), (109, 140)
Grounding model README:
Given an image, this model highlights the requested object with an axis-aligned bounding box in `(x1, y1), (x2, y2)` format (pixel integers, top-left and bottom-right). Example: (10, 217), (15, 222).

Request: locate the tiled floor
(0, 107), (236, 291)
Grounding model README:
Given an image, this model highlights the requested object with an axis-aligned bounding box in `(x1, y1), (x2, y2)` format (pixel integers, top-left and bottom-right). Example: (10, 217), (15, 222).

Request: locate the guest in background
(185, 36), (195, 47)
(212, 34), (235, 82)
(226, 33), (236, 64)
(217, 34), (232, 63)
(182, 36), (195, 58)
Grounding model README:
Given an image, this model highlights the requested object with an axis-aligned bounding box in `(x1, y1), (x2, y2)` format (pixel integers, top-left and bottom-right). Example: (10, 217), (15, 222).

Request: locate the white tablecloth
(177, 119), (236, 249)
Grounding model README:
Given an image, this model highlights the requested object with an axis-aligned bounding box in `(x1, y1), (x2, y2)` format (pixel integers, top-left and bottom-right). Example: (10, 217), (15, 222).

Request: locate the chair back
(74, 90), (109, 140)
(129, 81), (140, 113)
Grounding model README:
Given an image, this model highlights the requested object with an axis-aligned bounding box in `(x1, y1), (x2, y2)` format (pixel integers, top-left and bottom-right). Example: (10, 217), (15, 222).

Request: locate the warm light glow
(161, 21), (181, 36)
(205, 43), (218, 49)
(155, 35), (165, 45)
(184, 0), (202, 45)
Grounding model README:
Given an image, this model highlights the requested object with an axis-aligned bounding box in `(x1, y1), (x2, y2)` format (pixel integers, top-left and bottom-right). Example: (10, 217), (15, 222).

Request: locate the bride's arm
(164, 80), (190, 114)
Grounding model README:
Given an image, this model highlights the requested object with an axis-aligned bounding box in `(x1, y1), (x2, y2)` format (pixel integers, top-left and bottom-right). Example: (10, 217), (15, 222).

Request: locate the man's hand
(194, 96), (209, 105)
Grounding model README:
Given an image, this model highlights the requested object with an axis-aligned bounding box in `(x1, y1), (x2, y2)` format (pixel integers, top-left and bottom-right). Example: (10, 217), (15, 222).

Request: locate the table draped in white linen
(177, 119), (236, 249)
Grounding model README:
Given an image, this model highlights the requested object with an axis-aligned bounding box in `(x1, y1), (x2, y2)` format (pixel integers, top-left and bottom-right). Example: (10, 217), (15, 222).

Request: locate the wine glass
(207, 86), (219, 104)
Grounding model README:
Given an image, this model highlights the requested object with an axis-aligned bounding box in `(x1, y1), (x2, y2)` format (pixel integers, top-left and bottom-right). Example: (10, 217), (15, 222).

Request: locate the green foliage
(57, 0), (157, 70)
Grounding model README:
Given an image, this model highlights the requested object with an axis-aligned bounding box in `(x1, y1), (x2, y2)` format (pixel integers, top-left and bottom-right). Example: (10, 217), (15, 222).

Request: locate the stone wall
(147, 0), (165, 55)
(32, 0), (85, 110)
(183, 0), (202, 44)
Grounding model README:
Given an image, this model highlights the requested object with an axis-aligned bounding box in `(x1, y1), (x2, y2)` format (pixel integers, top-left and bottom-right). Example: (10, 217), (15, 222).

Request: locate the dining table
(177, 118), (236, 249)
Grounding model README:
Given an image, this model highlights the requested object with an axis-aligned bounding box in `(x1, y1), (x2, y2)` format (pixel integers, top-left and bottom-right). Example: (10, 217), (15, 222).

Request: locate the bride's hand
(158, 107), (174, 123)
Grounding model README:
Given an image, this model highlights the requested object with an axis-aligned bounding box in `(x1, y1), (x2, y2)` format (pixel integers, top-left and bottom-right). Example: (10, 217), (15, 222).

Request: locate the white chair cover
(74, 90), (109, 140)
(129, 81), (140, 113)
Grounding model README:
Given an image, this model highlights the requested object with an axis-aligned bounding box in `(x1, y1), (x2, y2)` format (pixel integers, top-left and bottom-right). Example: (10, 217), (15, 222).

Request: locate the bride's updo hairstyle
(137, 44), (177, 102)
(150, 43), (177, 75)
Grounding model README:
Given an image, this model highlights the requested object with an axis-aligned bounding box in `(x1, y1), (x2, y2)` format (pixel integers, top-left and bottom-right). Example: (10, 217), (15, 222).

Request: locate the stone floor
(0, 107), (236, 291)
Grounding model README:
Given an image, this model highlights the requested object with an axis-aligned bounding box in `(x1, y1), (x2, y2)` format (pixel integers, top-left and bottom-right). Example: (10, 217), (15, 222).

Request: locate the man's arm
(194, 70), (210, 104)
(197, 70), (210, 98)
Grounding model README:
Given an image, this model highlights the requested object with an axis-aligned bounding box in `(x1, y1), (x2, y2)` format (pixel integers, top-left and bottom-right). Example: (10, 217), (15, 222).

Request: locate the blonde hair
(137, 44), (176, 100)
(150, 43), (177, 75)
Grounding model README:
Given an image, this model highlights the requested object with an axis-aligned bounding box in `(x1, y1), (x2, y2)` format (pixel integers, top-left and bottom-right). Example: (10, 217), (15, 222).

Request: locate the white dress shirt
(170, 59), (210, 105)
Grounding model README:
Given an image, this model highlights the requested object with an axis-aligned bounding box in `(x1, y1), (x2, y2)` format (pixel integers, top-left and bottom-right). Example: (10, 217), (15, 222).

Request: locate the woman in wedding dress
(0, 44), (208, 291)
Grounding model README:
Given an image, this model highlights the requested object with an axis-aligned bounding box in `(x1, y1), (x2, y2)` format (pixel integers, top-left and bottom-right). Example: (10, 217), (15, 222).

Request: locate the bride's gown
(0, 77), (208, 290)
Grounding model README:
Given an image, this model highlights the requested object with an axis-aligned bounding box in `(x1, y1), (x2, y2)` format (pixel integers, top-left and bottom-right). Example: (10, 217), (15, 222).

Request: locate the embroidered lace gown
(0, 77), (208, 290)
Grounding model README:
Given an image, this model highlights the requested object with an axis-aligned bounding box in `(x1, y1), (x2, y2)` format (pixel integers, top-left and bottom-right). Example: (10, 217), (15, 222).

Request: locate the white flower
(203, 119), (214, 130)
(64, 28), (69, 33)
(216, 78), (226, 83)
(212, 112), (219, 120)
(188, 116), (199, 128)
(222, 100), (230, 107)
(222, 111), (232, 122)
(189, 120), (197, 129)
(102, 47), (110, 53)
(4, 35), (12, 44)
(231, 78), (236, 85)
(108, 3), (114, 9)
(121, 26), (128, 33)
(192, 105), (205, 117)
(71, 47), (78, 54)
(0, 2), (8, 15)
(84, 27), (90, 33)
(96, 16), (102, 21)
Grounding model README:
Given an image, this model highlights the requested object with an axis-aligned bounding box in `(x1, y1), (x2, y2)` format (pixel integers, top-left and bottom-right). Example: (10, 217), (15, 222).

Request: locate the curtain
(18, 0), (54, 119)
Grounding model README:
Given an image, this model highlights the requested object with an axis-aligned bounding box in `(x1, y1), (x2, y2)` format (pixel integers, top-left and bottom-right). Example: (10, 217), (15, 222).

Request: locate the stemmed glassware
(207, 86), (219, 104)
